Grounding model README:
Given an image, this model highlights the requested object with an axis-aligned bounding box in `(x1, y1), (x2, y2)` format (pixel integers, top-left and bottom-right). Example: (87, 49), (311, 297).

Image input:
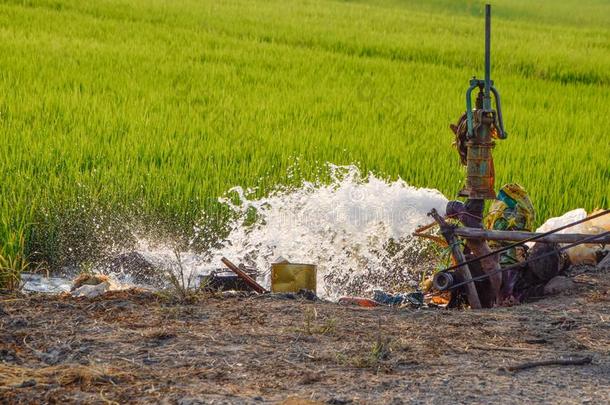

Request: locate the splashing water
(24, 164), (448, 298)
(208, 164), (448, 298)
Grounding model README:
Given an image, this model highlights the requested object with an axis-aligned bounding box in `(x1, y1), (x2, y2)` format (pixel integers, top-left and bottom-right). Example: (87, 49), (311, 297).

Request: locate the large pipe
(454, 227), (610, 244)
(433, 272), (455, 291)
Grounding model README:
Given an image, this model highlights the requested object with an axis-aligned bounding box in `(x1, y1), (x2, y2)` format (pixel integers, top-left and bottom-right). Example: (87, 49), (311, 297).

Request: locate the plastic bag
(534, 208), (607, 265)
(566, 209), (609, 265)
(534, 208), (587, 234)
(588, 209), (610, 232)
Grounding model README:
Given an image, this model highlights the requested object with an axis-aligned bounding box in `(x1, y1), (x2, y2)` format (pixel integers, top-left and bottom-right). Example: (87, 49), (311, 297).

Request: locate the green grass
(0, 0), (609, 276)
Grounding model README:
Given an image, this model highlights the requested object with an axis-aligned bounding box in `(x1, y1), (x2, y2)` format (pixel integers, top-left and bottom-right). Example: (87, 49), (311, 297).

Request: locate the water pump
(457, 4), (507, 200)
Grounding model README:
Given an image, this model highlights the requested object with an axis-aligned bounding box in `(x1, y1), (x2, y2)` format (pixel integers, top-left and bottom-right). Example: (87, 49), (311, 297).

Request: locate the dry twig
(500, 356), (592, 373)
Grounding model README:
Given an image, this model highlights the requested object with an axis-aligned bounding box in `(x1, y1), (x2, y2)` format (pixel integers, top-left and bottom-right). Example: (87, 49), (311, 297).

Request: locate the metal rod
(484, 4), (492, 111)
(466, 83), (476, 137)
(490, 86), (506, 138)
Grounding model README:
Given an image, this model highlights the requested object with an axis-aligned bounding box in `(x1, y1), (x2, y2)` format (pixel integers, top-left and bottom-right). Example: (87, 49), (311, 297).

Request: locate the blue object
(498, 189), (517, 208)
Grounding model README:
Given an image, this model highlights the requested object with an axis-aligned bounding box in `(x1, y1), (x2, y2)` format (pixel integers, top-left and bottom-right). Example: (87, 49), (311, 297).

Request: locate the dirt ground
(1, 267), (609, 405)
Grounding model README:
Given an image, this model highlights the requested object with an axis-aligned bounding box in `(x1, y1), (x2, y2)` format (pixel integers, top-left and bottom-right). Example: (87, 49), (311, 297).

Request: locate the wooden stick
(221, 257), (268, 294)
(429, 209), (482, 309)
(502, 356), (592, 373)
(471, 345), (553, 352)
(454, 227), (610, 244)
(412, 231), (448, 247)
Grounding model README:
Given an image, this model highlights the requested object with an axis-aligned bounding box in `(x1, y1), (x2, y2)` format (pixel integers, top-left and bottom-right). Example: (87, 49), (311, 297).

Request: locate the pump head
(458, 4), (507, 200)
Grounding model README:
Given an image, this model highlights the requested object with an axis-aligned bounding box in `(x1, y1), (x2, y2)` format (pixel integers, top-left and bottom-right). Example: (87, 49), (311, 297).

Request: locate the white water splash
(208, 164), (448, 298)
(24, 164), (449, 298)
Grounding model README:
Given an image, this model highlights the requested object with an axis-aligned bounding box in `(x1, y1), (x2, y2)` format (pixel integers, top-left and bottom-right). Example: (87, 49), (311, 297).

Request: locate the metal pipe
(433, 272), (454, 291)
(454, 227), (610, 244)
(484, 4), (492, 111)
(490, 86), (507, 138)
(465, 82), (477, 137)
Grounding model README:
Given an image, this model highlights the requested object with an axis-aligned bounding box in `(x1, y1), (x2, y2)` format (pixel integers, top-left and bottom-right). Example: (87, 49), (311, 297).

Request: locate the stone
(108, 252), (161, 286)
(0, 348), (22, 364)
(17, 380), (36, 388)
(71, 273), (109, 290)
(543, 276), (576, 295)
(71, 281), (110, 298)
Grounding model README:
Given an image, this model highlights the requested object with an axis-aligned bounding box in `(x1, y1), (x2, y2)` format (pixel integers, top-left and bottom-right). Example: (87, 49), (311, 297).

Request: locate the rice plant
(0, 0), (608, 275)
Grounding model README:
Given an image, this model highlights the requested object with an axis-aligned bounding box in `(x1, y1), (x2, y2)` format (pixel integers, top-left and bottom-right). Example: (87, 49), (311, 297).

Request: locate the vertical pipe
(484, 4), (491, 111)
(428, 209), (482, 309)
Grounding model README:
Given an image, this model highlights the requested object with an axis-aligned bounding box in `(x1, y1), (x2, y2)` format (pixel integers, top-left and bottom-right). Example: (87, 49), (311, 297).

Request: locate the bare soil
(1, 268), (609, 404)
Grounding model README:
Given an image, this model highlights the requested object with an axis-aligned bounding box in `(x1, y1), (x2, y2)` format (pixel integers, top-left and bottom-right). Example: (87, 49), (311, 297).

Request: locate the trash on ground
(221, 257), (267, 294)
(373, 290), (424, 307)
(337, 297), (380, 307)
(271, 259), (317, 294)
(200, 266), (258, 292)
(533, 209), (609, 266)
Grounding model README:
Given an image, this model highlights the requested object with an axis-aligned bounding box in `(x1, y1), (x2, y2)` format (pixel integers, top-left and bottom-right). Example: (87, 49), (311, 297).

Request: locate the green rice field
(1, 0), (609, 277)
